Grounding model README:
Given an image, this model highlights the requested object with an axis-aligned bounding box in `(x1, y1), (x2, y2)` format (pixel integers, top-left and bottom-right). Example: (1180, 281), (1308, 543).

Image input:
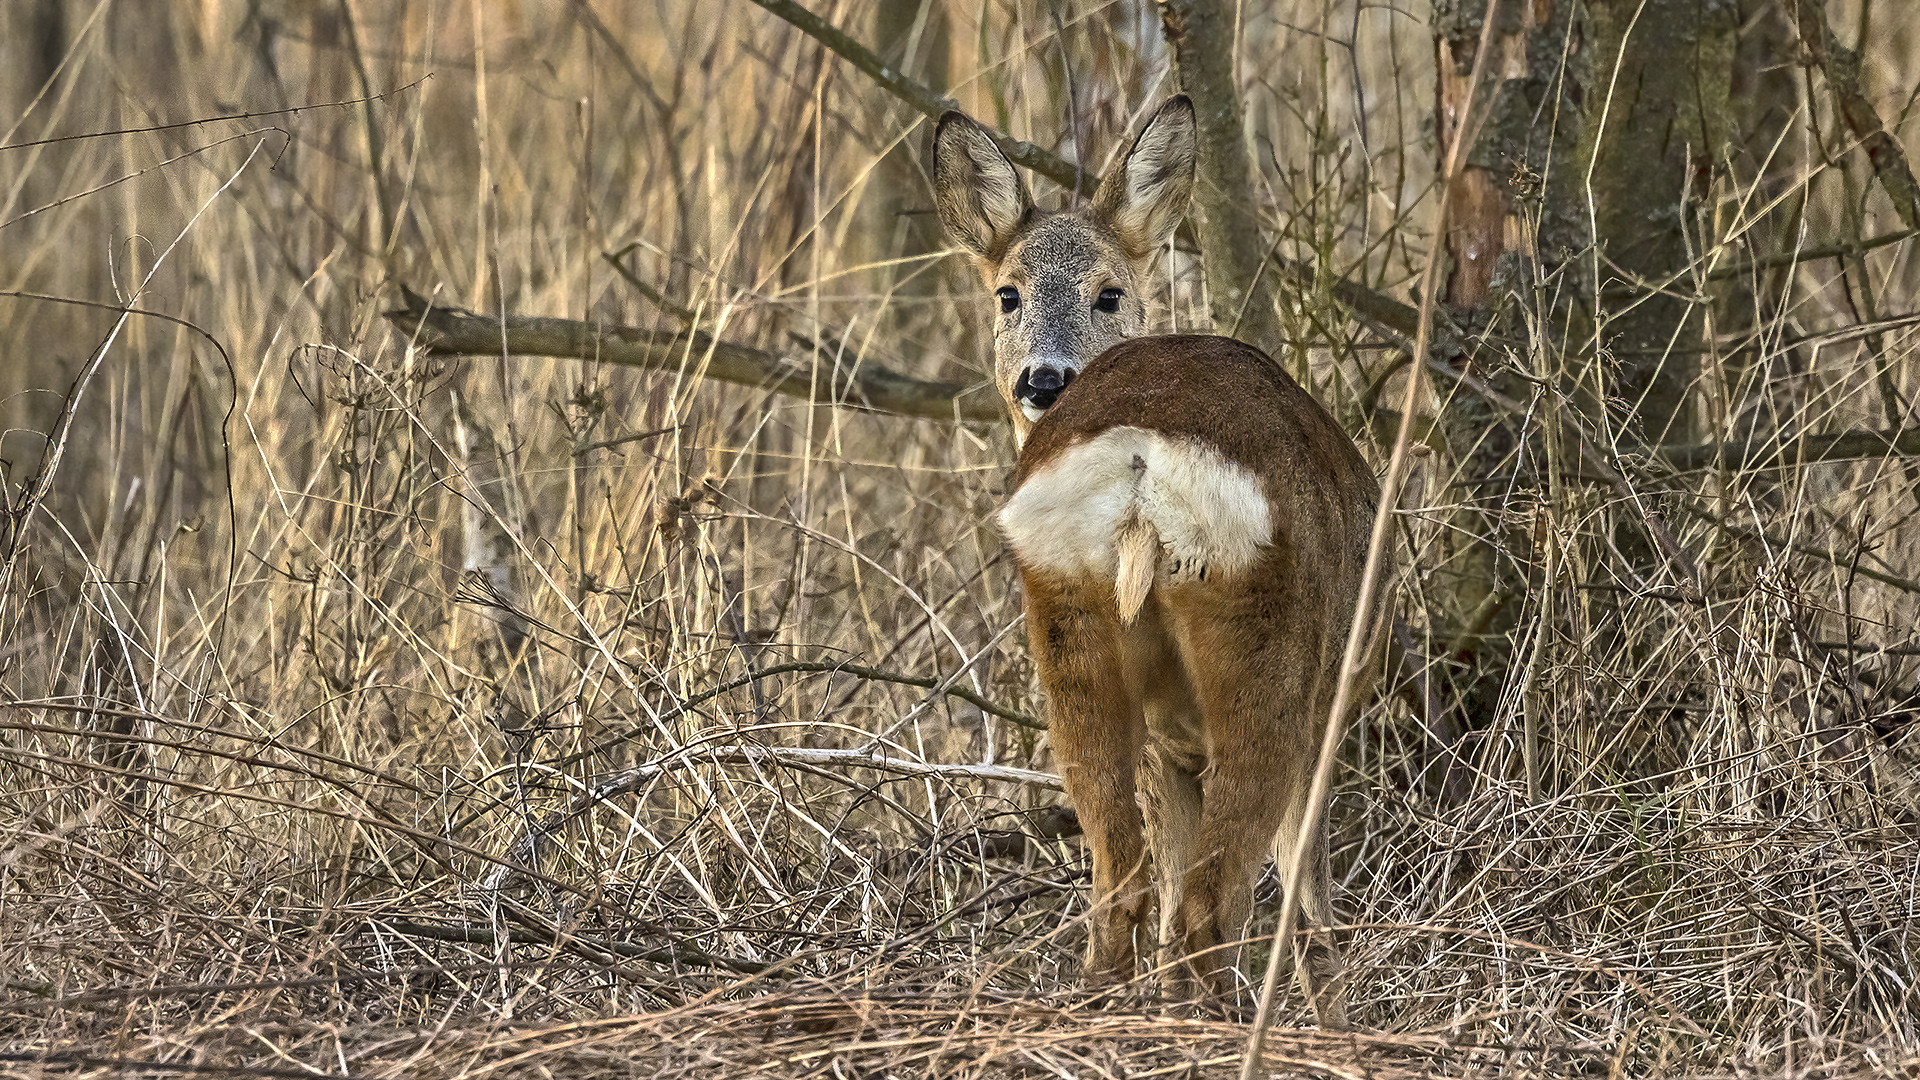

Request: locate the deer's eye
(996, 287), (1021, 313)
(1094, 287), (1123, 314)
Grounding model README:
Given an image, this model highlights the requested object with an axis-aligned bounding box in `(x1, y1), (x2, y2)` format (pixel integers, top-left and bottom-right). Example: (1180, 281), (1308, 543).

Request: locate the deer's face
(983, 212), (1153, 429)
(932, 99), (1196, 444)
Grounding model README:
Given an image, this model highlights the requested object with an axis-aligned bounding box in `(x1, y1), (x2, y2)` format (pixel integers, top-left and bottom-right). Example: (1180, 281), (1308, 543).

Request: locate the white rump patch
(999, 428), (1273, 588)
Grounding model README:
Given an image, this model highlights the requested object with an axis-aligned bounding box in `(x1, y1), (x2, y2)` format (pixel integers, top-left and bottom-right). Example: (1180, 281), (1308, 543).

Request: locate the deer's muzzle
(1015, 363), (1076, 419)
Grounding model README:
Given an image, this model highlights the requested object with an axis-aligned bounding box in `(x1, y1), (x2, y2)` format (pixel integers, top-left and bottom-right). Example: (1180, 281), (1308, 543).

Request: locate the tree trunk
(1158, 0), (1284, 356)
(1579, 0), (1739, 447)
(1429, 0), (1592, 749)
(1426, 0), (1741, 781)
(865, 0), (950, 367)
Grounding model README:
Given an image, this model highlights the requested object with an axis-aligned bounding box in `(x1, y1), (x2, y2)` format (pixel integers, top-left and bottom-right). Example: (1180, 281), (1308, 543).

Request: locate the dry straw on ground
(2, 1), (1918, 1077)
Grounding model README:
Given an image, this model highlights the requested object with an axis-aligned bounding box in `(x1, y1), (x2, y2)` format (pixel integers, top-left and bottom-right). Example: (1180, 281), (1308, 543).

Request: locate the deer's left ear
(932, 111), (1034, 263)
(1091, 96), (1196, 259)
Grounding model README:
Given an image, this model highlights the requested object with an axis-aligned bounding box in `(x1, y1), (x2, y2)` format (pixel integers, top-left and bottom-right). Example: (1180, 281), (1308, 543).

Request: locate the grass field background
(2, 1), (1918, 1076)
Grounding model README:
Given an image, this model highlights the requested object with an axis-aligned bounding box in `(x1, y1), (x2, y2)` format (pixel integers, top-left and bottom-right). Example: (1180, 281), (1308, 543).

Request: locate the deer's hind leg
(1024, 580), (1151, 984)
(1165, 591), (1350, 1027)
(1142, 743), (1202, 998)
(1122, 604), (1206, 1001)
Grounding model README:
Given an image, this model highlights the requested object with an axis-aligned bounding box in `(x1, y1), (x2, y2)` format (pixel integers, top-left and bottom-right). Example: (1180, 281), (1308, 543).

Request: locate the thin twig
(1794, 0), (1920, 230)
(486, 744), (1062, 891)
(0, 77), (430, 151)
(1244, 0), (1501, 1062)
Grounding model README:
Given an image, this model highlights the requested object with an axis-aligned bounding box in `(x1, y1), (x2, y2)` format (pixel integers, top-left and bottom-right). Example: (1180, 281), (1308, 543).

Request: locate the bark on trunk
(1158, 0), (1283, 355)
(1580, 0), (1738, 445)
(1425, 0), (1740, 777)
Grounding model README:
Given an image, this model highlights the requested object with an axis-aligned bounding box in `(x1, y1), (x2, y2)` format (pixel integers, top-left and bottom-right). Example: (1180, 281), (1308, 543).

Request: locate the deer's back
(1004, 337), (1377, 592)
(1016, 336), (1368, 489)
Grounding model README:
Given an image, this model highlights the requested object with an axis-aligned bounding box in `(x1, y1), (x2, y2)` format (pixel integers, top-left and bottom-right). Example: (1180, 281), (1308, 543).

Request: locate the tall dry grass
(0, 1), (1916, 1077)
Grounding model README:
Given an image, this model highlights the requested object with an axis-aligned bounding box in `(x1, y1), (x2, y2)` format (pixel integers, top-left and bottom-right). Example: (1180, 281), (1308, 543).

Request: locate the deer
(931, 96), (1379, 1029)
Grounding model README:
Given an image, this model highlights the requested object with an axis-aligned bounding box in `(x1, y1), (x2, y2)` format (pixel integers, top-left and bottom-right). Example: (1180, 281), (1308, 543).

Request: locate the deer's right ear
(932, 112), (1032, 263)
(1091, 96), (1196, 259)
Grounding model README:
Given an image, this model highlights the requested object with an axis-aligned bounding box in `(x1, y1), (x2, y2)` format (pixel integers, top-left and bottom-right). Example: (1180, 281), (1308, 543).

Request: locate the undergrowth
(1, 1), (1916, 1077)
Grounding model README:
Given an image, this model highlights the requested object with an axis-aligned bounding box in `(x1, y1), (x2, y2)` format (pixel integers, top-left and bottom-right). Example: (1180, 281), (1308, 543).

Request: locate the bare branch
(1655, 426), (1920, 472)
(1795, 0), (1920, 231)
(744, 0), (1094, 196)
(748, 0), (1445, 359)
(1279, 256), (1469, 359)
(384, 289), (1001, 423)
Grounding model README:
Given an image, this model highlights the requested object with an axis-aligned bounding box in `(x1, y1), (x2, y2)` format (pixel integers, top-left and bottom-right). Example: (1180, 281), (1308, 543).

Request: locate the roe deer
(932, 97), (1378, 1028)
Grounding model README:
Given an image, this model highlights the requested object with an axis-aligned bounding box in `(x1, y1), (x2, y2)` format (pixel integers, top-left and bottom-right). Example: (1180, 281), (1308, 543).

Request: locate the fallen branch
(384, 289), (1001, 423)
(713, 745), (1061, 789)
(379, 918), (772, 976)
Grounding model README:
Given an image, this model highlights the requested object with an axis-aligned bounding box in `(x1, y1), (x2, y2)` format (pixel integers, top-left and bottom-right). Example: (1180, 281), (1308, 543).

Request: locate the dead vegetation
(1, 1), (1918, 1077)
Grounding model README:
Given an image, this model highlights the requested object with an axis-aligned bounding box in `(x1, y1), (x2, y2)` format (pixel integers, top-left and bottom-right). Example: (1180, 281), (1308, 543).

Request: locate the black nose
(1016, 365), (1075, 410)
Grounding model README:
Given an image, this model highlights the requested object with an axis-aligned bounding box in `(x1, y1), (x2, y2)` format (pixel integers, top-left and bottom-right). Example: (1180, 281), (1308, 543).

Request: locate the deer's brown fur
(933, 99), (1378, 1029)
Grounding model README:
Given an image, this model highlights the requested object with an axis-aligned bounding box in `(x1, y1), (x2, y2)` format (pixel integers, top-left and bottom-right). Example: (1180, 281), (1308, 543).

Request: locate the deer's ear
(932, 111), (1033, 262)
(1091, 97), (1196, 259)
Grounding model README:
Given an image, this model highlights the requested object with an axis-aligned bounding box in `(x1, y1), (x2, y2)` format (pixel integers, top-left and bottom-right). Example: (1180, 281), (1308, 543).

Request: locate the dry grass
(2, 1), (1918, 1077)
